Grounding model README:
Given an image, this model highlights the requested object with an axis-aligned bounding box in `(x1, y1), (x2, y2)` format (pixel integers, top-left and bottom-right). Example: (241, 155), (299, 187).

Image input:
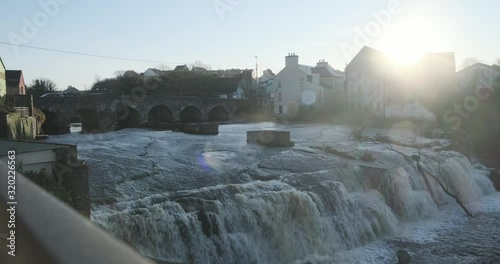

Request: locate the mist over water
(47, 123), (497, 263)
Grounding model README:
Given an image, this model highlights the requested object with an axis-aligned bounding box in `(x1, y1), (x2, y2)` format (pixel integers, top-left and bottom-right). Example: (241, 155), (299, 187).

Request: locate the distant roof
(192, 66), (208, 72)
(298, 65), (313, 75)
(346, 46), (387, 69)
(0, 139), (75, 156)
(174, 65), (189, 71)
(311, 65), (345, 78)
(5, 70), (23, 86)
(63, 86), (80, 94)
(457, 62), (499, 73)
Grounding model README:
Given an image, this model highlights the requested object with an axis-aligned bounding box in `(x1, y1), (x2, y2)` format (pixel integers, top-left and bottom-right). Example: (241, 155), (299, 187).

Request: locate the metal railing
(0, 162), (154, 264)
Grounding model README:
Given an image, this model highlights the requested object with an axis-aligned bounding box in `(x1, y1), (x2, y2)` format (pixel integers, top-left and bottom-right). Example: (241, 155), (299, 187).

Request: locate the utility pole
(255, 55), (259, 88)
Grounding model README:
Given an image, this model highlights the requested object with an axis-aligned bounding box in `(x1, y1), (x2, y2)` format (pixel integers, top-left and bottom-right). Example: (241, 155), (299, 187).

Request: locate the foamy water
(46, 123), (498, 263)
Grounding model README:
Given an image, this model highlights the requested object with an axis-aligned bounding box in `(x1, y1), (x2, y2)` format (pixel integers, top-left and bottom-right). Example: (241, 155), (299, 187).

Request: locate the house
(311, 60), (346, 111)
(457, 63), (500, 95)
(6, 70), (26, 95)
(273, 53), (325, 118)
(0, 57), (6, 97)
(259, 69), (276, 97)
(123, 70), (139, 78)
(63, 86), (81, 95)
(345, 46), (389, 116)
(143, 68), (163, 77)
(174, 65), (190, 72)
(345, 46), (443, 121)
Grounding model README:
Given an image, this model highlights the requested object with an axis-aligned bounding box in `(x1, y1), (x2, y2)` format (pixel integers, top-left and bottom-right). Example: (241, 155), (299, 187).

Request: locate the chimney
(285, 53), (299, 67)
(316, 59), (329, 68)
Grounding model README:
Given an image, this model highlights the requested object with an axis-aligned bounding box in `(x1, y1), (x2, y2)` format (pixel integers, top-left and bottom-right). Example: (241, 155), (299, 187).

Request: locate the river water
(48, 123), (499, 263)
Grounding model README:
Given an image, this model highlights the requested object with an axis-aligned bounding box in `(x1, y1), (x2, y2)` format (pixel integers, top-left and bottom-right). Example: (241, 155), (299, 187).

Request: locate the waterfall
(92, 151), (495, 264)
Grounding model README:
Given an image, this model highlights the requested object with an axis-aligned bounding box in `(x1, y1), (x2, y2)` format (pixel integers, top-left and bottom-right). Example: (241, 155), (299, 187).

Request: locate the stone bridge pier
(34, 95), (256, 134)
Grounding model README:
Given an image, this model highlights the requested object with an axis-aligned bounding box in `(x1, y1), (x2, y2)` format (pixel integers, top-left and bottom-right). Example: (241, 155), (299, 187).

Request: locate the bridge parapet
(34, 95), (256, 134)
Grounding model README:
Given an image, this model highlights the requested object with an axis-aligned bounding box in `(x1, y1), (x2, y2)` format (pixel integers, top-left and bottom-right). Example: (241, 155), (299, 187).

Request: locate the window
(307, 75), (313, 82)
(278, 105), (283, 114)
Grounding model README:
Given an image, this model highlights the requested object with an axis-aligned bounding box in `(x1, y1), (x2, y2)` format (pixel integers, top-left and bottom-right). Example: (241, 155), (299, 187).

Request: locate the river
(47, 123), (499, 263)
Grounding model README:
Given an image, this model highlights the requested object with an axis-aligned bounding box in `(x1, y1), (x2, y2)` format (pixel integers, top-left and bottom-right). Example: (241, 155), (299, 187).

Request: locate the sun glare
(377, 18), (438, 65)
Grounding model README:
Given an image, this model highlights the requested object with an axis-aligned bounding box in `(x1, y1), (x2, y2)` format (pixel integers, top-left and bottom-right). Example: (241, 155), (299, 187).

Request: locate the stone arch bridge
(34, 95), (255, 134)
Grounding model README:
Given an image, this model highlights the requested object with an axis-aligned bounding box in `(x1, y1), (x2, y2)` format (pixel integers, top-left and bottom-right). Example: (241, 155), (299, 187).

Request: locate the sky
(1, 0), (499, 90)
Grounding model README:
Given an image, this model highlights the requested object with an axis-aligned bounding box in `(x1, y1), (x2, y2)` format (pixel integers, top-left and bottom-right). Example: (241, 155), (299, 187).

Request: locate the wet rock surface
(388, 211), (500, 264)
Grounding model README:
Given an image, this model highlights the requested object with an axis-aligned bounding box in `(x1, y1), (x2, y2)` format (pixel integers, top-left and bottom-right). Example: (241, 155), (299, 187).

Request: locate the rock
(490, 170), (500, 191)
(397, 249), (411, 264)
(247, 130), (294, 147)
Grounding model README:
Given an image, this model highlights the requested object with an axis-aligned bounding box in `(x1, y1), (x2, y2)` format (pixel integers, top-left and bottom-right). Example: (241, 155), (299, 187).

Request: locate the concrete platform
(247, 130), (294, 147)
(181, 124), (219, 135)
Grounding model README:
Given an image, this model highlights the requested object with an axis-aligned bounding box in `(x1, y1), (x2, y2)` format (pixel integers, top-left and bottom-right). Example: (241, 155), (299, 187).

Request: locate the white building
(273, 53), (326, 118)
(345, 46), (388, 116)
(345, 46), (453, 121)
(457, 63), (499, 94)
(143, 68), (162, 77)
(311, 60), (346, 112)
(259, 69), (276, 97)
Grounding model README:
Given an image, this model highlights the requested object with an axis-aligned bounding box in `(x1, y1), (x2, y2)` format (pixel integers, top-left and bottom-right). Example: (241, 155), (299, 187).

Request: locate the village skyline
(1, 0), (500, 89)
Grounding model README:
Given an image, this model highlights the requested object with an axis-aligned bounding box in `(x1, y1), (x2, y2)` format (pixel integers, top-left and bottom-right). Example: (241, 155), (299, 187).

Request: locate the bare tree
(387, 144), (473, 217)
(157, 64), (171, 71)
(26, 78), (58, 98)
(459, 57), (481, 70)
(114, 70), (126, 78)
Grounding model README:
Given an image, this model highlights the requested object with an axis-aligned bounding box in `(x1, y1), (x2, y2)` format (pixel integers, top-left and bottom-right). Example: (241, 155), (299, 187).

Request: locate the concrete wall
(62, 163), (90, 217)
(0, 149), (56, 174)
(385, 102), (436, 121)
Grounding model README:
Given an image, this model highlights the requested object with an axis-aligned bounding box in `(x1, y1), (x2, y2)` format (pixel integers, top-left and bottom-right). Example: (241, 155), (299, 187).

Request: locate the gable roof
(6, 70), (23, 86)
(174, 65), (189, 71)
(312, 65), (345, 78)
(346, 46), (388, 71)
(457, 62), (499, 73)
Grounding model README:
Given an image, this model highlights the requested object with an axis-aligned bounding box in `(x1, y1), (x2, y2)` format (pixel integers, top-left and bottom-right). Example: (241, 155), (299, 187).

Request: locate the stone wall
(62, 163), (90, 217)
(0, 112), (36, 140)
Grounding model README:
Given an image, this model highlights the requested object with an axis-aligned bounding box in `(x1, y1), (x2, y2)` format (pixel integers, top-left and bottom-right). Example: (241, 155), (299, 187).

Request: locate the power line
(0, 41), (255, 68)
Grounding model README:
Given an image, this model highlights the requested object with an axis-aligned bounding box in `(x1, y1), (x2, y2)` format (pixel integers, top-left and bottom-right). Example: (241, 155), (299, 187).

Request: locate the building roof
(457, 62), (499, 73)
(0, 57), (5, 70)
(346, 46), (387, 70)
(298, 65), (313, 75)
(63, 86), (80, 94)
(5, 70), (23, 87)
(311, 65), (345, 78)
(0, 139), (75, 156)
(174, 65), (189, 71)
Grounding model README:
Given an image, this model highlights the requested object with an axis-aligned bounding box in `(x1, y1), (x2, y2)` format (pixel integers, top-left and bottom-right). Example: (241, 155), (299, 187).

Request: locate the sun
(377, 18), (439, 65)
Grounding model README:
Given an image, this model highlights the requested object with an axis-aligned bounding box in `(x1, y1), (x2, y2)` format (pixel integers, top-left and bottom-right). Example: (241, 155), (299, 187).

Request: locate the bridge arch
(76, 108), (100, 133)
(40, 110), (60, 134)
(233, 106), (252, 122)
(180, 106), (203, 123)
(148, 105), (173, 123)
(116, 106), (141, 129)
(208, 106), (229, 122)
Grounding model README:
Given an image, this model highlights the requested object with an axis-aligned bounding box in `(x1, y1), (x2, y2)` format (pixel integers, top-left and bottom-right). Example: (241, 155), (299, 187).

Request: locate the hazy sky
(1, 0), (499, 90)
